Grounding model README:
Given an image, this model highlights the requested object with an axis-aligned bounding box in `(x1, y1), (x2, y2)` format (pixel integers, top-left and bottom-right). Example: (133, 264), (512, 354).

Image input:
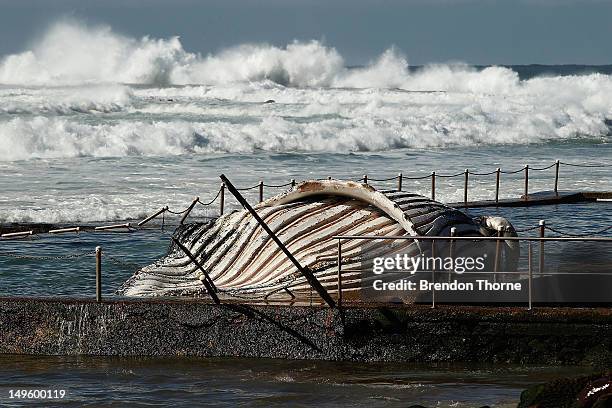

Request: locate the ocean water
(0, 355), (597, 408)
(1, 21), (611, 406)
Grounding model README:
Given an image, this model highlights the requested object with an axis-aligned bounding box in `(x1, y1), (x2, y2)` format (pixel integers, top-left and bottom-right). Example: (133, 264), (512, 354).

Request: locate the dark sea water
(0, 355), (597, 407)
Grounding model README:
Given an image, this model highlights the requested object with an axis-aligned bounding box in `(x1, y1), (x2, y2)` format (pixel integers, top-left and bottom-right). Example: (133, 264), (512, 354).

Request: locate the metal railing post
(258, 180), (264, 203)
(539, 220), (545, 275)
(327, 234), (612, 310)
(95, 246), (102, 302)
(448, 227), (456, 282)
(495, 167), (501, 205)
(0, 230), (33, 239)
(138, 206), (168, 227)
(524, 164), (529, 198)
(180, 197), (199, 224)
(463, 169), (469, 207)
(337, 239), (342, 305)
(431, 241), (436, 309)
(431, 171), (436, 201)
(397, 173), (403, 191)
(220, 183), (225, 215)
(554, 160), (560, 195)
(528, 241), (533, 310)
(493, 229), (502, 283)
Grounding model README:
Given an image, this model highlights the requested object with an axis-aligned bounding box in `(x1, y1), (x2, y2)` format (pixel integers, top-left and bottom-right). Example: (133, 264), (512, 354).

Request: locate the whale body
(119, 180), (518, 300)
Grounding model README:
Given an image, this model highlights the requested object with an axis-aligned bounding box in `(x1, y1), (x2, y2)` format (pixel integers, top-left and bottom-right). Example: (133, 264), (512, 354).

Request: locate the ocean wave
(0, 85), (133, 115)
(0, 21), (611, 162)
(0, 20), (609, 95)
(0, 108), (608, 162)
(0, 21), (518, 91)
(0, 21), (343, 87)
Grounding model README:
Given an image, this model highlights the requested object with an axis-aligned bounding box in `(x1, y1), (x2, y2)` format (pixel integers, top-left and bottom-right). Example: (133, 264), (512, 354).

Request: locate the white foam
(0, 85), (132, 115)
(0, 94), (607, 162)
(0, 21), (190, 86)
(0, 19), (605, 96)
(0, 21), (344, 87)
(0, 20), (610, 162)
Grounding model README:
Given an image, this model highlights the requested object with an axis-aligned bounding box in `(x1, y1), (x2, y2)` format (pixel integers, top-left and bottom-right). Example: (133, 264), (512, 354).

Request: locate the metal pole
(539, 220), (545, 275)
(493, 229), (501, 283)
(220, 174), (336, 308)
(337, 240), (342, 305)
(431, 240), (436, 309)
(463, 169), (469, 207)
(333, 235), (612, 242)
(495, 168), (501, 205)
(180, 197), (199, 225)
(1, 230), (33, 238)
(363, 174), (368, 184)
(554, 159), (560, 195)
(431, 171), (436, 201)
(448, 227), (456, 283)
(49, 227), (81, 234)
(220, 183), (225, 215)
(172, 237), (220, 304)
(259, 180), (264, 203)
(397, 173), (403, 191)
(528, 241), (533, 310)
(524, 165), (529, 198)
(94, 223), (130, 231)
(95, 246), (102, 302)
(138, 206), (168, 227)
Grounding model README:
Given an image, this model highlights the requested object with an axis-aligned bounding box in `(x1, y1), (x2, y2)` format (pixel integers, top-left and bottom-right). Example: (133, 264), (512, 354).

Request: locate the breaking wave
(1, 20), (612, 93)
(0, 20), (344, 87)
(0, 85), (133, 115)
(0, 20), (611, 161)
(0, 107), (609, 162)
(0, 21), (534, 92)
(0, 19), (605, 93)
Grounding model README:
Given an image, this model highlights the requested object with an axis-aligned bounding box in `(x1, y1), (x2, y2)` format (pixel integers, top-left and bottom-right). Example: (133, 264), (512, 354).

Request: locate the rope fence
(0, 159), (609, 241)
(0, 246), (139, 301)
(359, 159), (609, 207)
(544, 225), (612, 237)
(2, 217), (610, 303)
(334, 234), (612, 310)
(0, 249), (95, 260)
(1, 159), (607, 303)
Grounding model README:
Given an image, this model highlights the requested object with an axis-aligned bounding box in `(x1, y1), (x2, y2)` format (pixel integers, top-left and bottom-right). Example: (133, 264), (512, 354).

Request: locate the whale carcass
(119, 180), (519, 301)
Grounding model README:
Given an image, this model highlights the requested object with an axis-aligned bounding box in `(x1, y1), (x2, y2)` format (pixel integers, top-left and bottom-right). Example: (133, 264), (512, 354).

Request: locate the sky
(0, 0), (611, 66)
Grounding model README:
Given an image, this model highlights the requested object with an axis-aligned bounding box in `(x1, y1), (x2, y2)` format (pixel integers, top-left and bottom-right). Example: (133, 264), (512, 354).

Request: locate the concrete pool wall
(1, 297), (611, 365)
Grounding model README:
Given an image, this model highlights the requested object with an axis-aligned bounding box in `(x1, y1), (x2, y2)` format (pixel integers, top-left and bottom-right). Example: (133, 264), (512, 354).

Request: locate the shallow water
(0, 355), (596, 407)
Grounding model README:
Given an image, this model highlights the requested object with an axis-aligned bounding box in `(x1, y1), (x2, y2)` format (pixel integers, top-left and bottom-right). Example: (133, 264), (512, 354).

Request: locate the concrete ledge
(1, 297), (611, 365)
(449, 190), (611, 208)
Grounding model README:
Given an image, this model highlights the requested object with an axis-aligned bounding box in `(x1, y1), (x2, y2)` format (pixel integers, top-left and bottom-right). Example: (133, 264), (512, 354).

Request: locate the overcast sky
(1, 0), (611, 65)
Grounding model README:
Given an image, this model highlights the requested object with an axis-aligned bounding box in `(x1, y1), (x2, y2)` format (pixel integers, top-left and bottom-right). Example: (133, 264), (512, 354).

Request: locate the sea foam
(0, 21), (611, 162)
